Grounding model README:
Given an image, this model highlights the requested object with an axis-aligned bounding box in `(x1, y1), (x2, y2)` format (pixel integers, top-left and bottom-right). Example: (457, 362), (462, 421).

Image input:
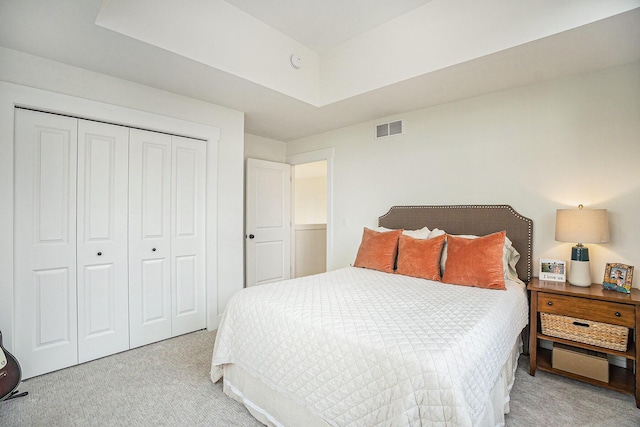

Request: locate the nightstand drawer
(538, 293), (635, 328)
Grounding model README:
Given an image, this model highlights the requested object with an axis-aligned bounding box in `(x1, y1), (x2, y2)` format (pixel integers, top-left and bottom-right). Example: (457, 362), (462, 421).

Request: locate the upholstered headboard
(378, 205), (533, 282)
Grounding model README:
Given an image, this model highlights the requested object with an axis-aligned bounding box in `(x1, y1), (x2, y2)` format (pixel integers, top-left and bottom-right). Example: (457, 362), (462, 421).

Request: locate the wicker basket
(540, 313), (629, 352)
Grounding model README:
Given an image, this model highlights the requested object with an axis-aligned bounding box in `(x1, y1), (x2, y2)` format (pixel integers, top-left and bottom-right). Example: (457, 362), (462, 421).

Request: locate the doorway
(287, 148), (334, 278)
(293, 161), (327, 278)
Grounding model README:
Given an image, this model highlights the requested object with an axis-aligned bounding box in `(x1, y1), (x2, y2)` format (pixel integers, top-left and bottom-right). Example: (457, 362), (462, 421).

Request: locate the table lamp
(555, 205), (609, 286)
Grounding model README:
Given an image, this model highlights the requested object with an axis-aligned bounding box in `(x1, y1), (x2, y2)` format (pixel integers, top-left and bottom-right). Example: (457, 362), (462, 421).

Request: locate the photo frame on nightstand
(539, 259), (566, 282)
(603, 263), (634, 294)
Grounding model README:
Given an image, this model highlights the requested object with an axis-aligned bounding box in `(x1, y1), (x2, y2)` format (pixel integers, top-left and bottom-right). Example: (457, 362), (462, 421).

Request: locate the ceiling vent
(376, 120), (403, 139)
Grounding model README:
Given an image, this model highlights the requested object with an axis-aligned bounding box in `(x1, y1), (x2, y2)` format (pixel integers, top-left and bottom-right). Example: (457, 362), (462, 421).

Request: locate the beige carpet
(0, 330), (260, 426)
(1, 330), (638, 426)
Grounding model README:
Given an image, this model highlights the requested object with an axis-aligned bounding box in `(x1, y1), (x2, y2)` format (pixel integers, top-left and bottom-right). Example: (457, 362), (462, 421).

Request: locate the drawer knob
(615, 312), (621, 317)
(547, 301), (553, 306)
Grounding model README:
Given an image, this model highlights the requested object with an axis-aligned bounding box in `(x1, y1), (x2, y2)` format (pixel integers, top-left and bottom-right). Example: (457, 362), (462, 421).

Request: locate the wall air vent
(375, 120), (403, 139)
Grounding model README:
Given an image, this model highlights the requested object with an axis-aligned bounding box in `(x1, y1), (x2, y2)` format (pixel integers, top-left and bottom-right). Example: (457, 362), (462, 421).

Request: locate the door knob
(248, 234), (255, 239)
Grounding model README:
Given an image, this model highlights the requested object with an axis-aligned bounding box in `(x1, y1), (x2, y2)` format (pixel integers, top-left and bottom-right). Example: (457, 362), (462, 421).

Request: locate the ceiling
(0, 1), (639, 142)
(224, 0), (434, 53)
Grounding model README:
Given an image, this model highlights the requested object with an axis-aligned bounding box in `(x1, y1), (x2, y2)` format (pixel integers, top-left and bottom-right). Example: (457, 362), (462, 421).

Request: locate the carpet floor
(1, 330), (639, 426)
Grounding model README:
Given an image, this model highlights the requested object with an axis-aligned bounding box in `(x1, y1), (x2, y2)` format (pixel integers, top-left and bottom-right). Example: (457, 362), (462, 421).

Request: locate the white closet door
(14, 109), (79, 379)
(76, 120), (129, 362)
(129, 129), (172, 348)
(171, 136), (206, 336)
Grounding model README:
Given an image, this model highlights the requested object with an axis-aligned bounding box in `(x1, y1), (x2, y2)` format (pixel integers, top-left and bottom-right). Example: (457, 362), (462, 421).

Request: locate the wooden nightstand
(528, 277), (640, 408)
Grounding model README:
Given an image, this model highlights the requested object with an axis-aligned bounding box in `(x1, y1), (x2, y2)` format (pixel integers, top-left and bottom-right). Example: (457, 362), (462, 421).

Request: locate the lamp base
(568, 260), (592, 287)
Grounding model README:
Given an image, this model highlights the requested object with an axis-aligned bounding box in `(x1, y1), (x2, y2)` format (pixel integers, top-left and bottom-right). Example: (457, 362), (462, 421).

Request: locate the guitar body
(0, 330), (22, 401)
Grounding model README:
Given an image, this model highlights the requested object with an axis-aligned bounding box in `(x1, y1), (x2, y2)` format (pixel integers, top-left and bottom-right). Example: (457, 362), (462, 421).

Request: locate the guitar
(0, 330), (23, 401)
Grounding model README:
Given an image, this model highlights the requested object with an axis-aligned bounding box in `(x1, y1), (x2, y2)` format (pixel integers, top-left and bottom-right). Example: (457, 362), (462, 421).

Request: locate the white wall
(288, 62), (640, 288)
(245, 133), (287, 162)
(295, 176), (327, 224)
(0, 47), (245, 346)
(294, 225), (327, 278)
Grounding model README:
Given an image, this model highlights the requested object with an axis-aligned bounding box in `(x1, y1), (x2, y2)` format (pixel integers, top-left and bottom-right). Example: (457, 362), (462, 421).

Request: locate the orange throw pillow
(353, 228), (403, 273)
(396, 234), (446, 281)
(442, 231), (506, 290)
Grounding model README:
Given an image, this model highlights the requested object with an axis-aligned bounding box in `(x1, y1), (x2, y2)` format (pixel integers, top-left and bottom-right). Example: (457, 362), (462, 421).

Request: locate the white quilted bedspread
(211, 267), (528, 426)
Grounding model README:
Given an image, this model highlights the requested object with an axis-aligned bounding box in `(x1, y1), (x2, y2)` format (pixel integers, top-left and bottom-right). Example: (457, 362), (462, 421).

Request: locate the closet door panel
(141, 259), (166, 320)
(171, 136), (206, 336)
(129, 129), (172, 348)
(33, 269), (72, 344)
(14, 109), (78, 379)
(77, 120), (129, 363)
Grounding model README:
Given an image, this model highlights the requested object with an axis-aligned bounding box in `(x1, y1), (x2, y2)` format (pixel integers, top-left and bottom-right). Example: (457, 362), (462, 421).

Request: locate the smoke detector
(290, 54), (302, 69)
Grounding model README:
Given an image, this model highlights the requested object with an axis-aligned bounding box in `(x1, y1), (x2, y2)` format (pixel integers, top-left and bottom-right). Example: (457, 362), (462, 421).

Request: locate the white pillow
(428, 228), (446, 238)
(433, 229), (522, 284)
(375, 226), (431, 239)
(402, 226), (431, 239)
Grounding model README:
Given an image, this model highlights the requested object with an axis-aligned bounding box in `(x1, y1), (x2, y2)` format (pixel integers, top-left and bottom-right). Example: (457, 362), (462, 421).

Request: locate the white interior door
(76, 120), (129, 363)
(245, 158), (291, 287)
(129, 129), (172, 348)
(171, 136), (206, 336)
(14, 109), (79, 378)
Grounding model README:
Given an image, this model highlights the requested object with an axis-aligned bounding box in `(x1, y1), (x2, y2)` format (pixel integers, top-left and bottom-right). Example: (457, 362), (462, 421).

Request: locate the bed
(211, 205), (533, 426)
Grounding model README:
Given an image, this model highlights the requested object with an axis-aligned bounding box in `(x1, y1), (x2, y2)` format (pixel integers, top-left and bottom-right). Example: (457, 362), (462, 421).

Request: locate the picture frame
(539, 259), (566, 282)
(603, 263), (634, 294)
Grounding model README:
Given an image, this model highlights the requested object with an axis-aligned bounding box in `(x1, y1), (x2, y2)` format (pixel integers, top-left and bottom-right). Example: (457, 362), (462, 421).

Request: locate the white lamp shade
(555, 208), (610, 244)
